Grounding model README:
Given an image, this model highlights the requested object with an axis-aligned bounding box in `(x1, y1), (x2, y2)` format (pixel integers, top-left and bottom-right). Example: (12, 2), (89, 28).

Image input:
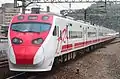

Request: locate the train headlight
(42, 15), (49, 20)
(12, 37), (23, 44)
(32, 38), (43, 45)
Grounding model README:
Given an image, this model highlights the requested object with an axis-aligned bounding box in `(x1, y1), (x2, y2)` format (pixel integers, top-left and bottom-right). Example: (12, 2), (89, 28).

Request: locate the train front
(7, 14), (57, 71)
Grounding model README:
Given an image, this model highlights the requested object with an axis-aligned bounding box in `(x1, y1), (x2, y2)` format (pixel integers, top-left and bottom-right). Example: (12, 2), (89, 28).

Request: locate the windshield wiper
(23, 30), (40, 33)
(12, 29), (40, 33)
(12, 29), (23, 32)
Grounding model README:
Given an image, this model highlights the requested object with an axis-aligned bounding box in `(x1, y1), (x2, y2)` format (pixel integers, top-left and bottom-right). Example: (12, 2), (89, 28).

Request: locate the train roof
(16, 13), (115, 32)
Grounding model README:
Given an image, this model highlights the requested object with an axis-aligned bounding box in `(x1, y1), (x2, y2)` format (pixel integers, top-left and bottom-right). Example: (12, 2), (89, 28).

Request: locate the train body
(7, 13), (116, 71)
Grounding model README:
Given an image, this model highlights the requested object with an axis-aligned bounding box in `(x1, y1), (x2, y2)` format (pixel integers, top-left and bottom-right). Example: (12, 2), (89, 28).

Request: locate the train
(7, 13), (116, 72)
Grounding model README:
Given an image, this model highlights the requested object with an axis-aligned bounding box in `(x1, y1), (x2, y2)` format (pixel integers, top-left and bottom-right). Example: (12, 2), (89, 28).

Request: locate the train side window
(69, 31), (71, 38)
(60, 30), (62, 38)
(53, 26), (59, 36)
(56, 26), (59, 37)
(53, 26), (57, 36)
(69, 31), (82, 39)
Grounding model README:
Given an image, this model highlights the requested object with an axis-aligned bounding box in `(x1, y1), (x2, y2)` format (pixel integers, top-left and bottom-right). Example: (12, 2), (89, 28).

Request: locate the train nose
(11, 46), (44, 65)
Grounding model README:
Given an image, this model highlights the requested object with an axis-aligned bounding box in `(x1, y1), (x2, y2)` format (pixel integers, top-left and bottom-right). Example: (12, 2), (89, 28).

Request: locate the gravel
(52, 38), (120, 79)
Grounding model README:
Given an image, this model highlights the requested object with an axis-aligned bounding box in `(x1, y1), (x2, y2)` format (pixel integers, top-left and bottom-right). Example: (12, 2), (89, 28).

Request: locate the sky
(0, 0), (92, 13)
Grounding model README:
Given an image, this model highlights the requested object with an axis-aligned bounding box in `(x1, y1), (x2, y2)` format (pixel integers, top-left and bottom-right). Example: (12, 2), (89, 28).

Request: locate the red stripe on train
(61, 37), (113, 52)
(74, 42), (84, 48)
(61, 44), (72, 52)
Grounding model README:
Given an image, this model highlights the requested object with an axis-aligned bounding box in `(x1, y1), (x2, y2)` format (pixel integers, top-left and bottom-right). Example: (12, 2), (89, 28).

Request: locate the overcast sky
(0, 0), (92, 13)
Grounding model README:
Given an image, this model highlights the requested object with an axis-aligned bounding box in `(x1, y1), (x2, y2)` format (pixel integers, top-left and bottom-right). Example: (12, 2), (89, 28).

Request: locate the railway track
(6, 72), (26, 79)
(5, 55), (84, 79)
(0, 50), (8, 68)
(0, 58), (8, 68)
(5, 58), (72, 79)
(5, 72), (54, 79)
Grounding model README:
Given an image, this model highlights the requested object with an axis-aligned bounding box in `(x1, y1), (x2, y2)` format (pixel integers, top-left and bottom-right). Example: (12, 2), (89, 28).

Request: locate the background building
(0, 3), (20, 37)
(0, 7), (3, 25)
(60, 1), (120, 32)
(1, 3), (20, 26)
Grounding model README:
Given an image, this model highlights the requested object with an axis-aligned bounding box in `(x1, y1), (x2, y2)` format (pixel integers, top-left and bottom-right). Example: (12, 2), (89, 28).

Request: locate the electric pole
(14, 0), (33, 14)
(69, 3), (71, 10)
(22, 0), (25, 14)
(84, 9), (87, 21)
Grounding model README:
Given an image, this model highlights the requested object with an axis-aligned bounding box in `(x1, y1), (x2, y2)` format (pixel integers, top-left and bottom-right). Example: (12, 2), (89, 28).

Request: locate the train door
(95, 27), (98, 43)
(60, 24), (69, 52)
(55, 24), (69, 54)
(83, 25), (88, 47)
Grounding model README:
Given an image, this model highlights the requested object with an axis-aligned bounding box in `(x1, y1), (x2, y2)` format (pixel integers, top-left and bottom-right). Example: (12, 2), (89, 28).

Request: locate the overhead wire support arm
(14, 0), (33, 14)
(23, 0), (120, 3)
(22, 0), (34, 14)
(22, 0), (25, 14)
(14, 0), (120, 14)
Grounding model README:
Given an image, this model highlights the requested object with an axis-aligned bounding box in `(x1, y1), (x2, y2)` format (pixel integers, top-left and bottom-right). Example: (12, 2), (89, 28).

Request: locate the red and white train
(7, 13), (116, 72)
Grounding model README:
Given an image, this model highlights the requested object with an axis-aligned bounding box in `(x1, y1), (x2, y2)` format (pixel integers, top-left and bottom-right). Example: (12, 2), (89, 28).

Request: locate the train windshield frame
(11, 22), (51, 33)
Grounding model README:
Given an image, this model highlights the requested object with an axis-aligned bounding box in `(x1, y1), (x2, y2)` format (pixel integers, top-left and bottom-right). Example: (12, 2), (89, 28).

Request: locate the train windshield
(11, 22), (51, 32)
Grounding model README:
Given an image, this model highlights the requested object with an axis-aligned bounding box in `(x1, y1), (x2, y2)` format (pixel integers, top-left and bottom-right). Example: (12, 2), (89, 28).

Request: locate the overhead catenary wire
(51, 3), (62, 11)
(55, 3), (69, 9)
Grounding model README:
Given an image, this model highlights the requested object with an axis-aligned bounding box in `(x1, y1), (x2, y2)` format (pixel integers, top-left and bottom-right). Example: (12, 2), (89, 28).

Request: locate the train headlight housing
(12, 37), (23, 44)
(32, 38), (43, 45)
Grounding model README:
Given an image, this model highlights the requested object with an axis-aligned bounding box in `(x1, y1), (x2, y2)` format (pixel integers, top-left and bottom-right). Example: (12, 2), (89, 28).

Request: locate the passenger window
(60, 30), (62, 38)
(57, 27), (59, 37)
(53, 26), (59, 36)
